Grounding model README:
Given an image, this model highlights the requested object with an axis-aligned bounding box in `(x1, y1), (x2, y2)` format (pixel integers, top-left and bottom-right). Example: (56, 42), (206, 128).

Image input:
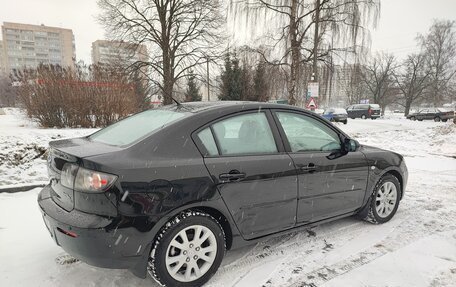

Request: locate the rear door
(272, 110), (369, 223)
(194, 110), (298, 239)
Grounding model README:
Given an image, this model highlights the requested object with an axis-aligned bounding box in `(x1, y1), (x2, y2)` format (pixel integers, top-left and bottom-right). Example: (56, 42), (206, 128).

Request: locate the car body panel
(406, 108), (455, 121)
(347, 104), (381, 119)
(321, 108), (348, 123)
(37, 101), (407, 279)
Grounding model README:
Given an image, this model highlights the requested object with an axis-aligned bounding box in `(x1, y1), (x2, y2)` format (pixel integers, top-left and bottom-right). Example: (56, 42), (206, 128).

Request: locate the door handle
(297, 163), (318, 173)
(219, 170), (246, 181)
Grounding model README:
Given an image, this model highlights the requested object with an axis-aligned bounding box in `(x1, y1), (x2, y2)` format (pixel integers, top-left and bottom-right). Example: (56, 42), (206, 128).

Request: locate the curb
(0, 184), (46, 193)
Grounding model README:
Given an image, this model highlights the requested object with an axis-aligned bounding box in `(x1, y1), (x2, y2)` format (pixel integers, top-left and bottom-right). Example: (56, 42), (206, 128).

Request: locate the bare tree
(98, 0), (224, 105)
(341, 63), (366, 105)
(361, 53), (397, 113)
(419, 20), (456, 106)
(393, 53), (432, 116)
(229, 0), (379, 105)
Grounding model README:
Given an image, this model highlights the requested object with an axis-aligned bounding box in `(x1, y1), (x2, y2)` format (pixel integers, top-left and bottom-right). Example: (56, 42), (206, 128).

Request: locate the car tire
(434, 117), (441, 122)
(363, 174), (401, 224)
(442, 119), (448, 122)
(148, 210), (226, 287)
(343, 120), (347, 125)
(361, 114), (367, 119)
(410, 116), (416, 121)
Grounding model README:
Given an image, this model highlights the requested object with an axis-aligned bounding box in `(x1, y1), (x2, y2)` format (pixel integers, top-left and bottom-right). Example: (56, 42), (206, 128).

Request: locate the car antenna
(171, 96), (181, 106)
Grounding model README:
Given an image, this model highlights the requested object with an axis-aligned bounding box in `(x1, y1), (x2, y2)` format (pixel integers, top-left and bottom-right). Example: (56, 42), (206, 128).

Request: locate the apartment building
(0, 40), (5, 74)
(91, 40), (147, 65)
(1, 22), (75, 73)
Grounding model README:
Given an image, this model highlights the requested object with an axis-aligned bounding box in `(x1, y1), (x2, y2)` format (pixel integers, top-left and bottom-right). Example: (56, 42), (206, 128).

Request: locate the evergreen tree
(184, 71), (202, 102)
(230, 55), (242, 100)
(240, 64), (253, 100)
(132, 70), (150, 110)
(219, 53), (244, 101)
(253, 61), (269, 102)
(219, 53), (232, 100)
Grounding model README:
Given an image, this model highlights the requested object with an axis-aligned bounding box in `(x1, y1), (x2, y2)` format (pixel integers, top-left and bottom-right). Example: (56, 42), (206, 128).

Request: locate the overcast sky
(0, 0), (455, 64)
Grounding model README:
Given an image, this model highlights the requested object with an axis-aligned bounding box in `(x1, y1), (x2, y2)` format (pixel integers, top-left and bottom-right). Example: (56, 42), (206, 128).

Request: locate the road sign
(307, 82), (319, 98)
(306, 97), (318, 109)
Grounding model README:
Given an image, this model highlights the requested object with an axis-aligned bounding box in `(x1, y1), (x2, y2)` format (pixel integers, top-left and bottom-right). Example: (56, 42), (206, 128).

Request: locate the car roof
(165, 101), (310, 114)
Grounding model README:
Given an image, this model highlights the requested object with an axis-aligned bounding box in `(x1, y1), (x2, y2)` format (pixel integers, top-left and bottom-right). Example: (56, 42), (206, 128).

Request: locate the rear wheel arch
(193, 206), (233, 250)
(149, 205), (234, 252)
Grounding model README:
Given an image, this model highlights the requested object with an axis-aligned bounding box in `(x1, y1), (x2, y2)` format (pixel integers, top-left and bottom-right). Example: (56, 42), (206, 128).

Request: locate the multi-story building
(0, 40), (5, 74)
(91, 40), (147, 66)
(1, 22), (75, 73)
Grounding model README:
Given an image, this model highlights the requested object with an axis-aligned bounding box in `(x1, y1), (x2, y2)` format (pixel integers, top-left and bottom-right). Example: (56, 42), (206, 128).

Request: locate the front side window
(211, 113), (277, 155)
(276, 112), (341, 152)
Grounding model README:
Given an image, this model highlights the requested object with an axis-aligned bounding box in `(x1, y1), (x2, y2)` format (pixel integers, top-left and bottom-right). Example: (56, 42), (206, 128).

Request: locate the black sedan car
(406, 108), (454, 122)
(38, 102), (407, 287)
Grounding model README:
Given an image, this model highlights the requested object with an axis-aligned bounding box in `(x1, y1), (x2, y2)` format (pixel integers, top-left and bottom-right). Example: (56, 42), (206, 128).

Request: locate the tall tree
(394, 53), (432, 116)
(361, 53), (397, 113)
(219, 53), (243, 101)
(184, 71), (202, 102)
(239, 63), (253, 101)
(253, 61), (269, 102)
(98, 0), (224, 105)
(229, 0), (379, 105)
(419, 20), (456, 106)
(342, 63), (365, 105)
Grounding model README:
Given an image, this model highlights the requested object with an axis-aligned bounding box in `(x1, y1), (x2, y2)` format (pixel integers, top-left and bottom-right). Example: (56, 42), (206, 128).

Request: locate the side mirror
(342, 138), (358, 153)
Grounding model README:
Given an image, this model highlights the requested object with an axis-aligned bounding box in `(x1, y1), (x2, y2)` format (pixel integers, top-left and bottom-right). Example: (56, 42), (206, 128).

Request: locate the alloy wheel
(165, 225), (217, 282)
(375, 182), (397, 218)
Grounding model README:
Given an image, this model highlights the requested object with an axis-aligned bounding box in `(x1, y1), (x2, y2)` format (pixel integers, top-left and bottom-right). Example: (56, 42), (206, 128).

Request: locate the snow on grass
(0, 109), (96, 187)
(0, 110), (455, 287)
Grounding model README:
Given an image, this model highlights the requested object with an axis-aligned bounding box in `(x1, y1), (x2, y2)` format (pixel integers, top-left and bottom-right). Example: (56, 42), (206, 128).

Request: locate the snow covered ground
(0, 109), (95, 188)
(0, 110), (455, 287)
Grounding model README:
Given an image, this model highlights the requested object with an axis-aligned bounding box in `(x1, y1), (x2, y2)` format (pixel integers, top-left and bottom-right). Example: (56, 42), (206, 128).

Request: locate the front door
(195, 111), (298, 239)
(273, 110), (369, 223)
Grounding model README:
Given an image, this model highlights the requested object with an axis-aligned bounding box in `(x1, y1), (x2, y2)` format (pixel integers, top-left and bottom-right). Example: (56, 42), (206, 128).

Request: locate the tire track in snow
(279, 200), (456, 287)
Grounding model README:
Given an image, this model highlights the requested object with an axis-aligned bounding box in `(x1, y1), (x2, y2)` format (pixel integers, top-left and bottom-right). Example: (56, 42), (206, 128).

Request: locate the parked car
(346, 104), (381, 119)
(406, 108), (454, 122)
(322, 108), (348, 124)
(38, 102), (408, 287)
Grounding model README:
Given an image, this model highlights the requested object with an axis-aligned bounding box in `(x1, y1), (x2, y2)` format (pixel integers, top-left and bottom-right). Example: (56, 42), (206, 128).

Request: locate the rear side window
(196, 128), (219, 156)
(211, 113), (278, 156)
(89, 109), (187, 146)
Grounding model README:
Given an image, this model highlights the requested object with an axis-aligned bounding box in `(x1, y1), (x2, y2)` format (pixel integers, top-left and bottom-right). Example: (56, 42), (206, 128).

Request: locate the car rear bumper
(332, 115), (348, 122)
(38, 185), (150, 276)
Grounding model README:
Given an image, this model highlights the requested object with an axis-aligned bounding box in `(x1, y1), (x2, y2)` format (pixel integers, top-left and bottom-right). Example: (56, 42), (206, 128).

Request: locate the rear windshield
(89, 108), (187, 146)
(370, 104), (380, 109)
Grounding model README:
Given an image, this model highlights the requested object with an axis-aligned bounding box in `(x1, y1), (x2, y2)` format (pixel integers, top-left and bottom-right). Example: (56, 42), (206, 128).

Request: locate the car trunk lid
(48, 137), (122, 211)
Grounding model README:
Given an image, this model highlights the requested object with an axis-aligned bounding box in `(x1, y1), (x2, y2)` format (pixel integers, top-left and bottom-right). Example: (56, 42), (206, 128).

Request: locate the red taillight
(74, 167), (117, 193)
(57, 227), (78, 238)
(368, 108), (372, 115)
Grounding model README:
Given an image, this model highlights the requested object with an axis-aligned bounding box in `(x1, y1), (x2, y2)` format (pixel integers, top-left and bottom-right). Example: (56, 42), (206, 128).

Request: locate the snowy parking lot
(0, 110), (455, 287)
